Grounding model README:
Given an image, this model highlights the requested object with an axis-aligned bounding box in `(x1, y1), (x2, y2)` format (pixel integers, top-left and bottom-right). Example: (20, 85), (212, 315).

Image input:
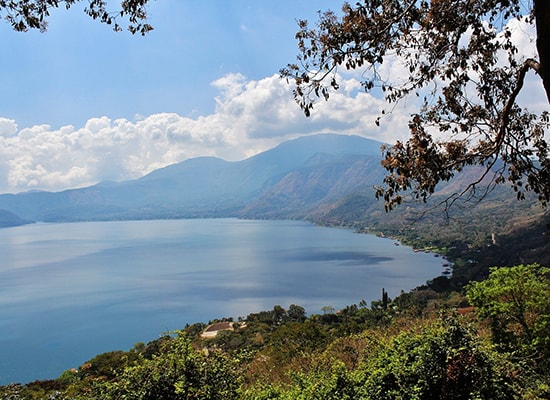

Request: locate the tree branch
(497, 59), (540, 153)
(534, 0), (550, 102)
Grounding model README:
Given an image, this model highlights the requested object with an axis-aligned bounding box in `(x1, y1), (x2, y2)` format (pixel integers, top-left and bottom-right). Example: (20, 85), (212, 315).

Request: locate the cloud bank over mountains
(0, 16), (544, 195)
(0, 74), (407, 194)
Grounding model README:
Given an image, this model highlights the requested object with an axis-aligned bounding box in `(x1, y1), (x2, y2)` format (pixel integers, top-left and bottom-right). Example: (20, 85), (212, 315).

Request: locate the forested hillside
(311, 187), (550, 288)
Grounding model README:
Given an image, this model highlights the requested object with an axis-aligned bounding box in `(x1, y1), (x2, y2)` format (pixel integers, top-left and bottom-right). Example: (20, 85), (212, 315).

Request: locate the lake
(0, 218), (443, 384)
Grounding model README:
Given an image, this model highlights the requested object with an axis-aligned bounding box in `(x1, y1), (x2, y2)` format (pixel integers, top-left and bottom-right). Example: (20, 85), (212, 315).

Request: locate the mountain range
(0, 134), (387, 225)
(2, 132), (548, 271)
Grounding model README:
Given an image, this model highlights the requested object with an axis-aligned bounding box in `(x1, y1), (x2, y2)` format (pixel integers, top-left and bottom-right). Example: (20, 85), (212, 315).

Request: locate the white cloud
(0, 72), (387, 193)
(503, 17), (548, 113)
(84, 116), (112, 134)
(505, 16), (537, 60)
(0, 118), (17, 137)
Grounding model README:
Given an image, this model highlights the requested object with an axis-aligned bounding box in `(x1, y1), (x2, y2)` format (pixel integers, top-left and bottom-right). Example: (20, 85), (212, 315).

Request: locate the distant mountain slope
(0, 134), (386, 222)
(0, 209), (33, 228)
(240, 154), (384, 219)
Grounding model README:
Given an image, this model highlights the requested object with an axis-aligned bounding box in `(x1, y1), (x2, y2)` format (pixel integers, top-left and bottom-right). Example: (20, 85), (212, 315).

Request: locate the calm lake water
(0, 218), (443, 384)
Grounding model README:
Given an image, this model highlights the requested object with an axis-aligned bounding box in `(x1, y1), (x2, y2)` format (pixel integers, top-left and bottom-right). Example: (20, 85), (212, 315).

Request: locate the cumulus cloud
(0, 118), (17, 138)
(0, 72), (402, 194)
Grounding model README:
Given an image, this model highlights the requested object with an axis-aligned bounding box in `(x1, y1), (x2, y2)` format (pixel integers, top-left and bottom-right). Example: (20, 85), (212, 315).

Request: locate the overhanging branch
(497, 59), (540, 153)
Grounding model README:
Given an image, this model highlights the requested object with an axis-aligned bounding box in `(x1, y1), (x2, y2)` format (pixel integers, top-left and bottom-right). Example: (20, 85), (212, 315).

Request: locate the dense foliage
(467, 263), (550, 360)
(1, 264), (549, 399)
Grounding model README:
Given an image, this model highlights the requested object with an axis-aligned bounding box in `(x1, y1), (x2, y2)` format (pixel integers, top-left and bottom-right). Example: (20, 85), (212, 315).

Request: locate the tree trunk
(535, 0), (550, 104)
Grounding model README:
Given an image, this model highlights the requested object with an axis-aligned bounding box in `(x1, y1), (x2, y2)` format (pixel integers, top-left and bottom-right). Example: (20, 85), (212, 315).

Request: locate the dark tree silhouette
(0, 0), (153, 34)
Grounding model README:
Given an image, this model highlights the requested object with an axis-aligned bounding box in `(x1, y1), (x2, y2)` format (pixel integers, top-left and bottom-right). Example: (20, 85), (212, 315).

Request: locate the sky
(0, 1), (545, 194)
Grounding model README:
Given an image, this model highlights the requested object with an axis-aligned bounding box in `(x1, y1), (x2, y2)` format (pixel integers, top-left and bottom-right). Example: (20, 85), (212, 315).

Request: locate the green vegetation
(1, 264), (548, 399)
(467, 264), (550, 359)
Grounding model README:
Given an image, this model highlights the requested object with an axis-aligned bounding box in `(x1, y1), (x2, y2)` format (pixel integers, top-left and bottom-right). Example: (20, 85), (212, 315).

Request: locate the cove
(0, 218), (443, 384)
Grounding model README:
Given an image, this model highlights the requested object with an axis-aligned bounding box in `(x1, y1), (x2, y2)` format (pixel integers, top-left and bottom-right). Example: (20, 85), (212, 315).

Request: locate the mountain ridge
(0, 134), (386, 223)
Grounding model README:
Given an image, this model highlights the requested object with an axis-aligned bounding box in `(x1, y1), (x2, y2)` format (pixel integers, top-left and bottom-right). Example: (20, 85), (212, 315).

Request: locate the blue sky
(0, 1), (545, 194)
(2, 1), (333, 128)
